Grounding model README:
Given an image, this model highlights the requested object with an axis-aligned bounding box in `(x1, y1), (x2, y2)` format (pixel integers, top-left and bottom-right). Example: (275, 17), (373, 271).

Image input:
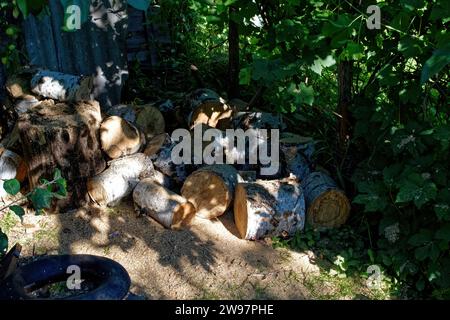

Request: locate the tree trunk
(181, 164), (241, 219)
(234, 179), (306, 240)
(30, 70), (93, 102)
(18, 100), (106, 209)
(301, 171), (351, 228)
(337, 61), (353, 150)
(87, 153), (154, 207)
(100, 116), (145, 159)
(228, 5), (240, 99)
(133, 179), (196, 230)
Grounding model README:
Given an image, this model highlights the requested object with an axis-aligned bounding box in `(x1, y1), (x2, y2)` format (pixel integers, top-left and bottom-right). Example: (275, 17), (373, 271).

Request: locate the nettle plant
(0, 169), (67, 259)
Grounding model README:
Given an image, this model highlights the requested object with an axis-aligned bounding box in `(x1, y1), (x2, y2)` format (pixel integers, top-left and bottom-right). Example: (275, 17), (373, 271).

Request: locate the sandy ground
(4, 200), (321, 299)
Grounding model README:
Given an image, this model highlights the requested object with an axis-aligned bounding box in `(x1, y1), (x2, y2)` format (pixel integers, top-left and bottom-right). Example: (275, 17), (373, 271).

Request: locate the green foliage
(0, 169), (67, 259)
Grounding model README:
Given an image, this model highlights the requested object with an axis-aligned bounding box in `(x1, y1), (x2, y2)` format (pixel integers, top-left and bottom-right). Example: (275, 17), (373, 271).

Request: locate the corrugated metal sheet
(22, 0), (129, 109)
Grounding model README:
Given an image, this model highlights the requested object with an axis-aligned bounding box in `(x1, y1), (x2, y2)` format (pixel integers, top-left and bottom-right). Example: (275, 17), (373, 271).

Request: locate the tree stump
(301, 172), (350, 228)
(181, 164), (241, 219)
(87, 153), (154, 207)
(133, 179), (196, 230)
(18, 100), (106, 209)
(234, 179), (306, 240)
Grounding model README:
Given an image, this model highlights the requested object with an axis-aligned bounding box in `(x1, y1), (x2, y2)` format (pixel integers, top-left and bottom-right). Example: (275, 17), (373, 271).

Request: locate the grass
(0, 211), (19, 234)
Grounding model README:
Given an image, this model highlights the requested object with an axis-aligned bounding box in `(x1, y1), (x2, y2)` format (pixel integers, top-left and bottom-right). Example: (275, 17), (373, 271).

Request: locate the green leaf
(127, 0), (150, 11)
(9, 205), (25, 221)
(53, 169), (62, 180)
(435, 224), (450, 241)
(310, 55), (336, 76)
(16, 0), (29, 17)
(420, 44), (450, 84)
(239, 67), (252, 85)
(30, 188), (53, 213)
(2, 179), (20, 196)
(296, 83), (314, 106)
(409, 230), (432, 246)
(415, 245), (430, 261)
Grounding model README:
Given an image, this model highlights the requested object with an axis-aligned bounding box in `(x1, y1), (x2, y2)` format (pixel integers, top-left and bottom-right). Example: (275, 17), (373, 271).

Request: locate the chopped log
(0, 150), (22, 199)
(143, 133), (169, 157)
(233, 112), (286, 130)
(187, 88), (221, 110)
(135, 105), (166, 139)
(133, 179), (196, 230)
(107, 104), (165, 140)
(30, 70), (93, 102)
(5, 72), (33, 99)
(149, 133), (188, 185)
(228, 98), (248, 112)
(181, 164), (241, 219)
(18, 100), (106, 209)
(100, 116), (144, 159)
(189, 100), (234, 130)
(87, 153), (154, 206)
(234, 179), (306, 240)
(301, 172), (350, 228)
(280, 134), (314, 182)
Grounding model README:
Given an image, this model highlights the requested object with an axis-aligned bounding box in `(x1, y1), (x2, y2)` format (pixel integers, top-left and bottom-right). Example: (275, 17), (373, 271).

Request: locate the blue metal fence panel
(22, 0), (129, 109)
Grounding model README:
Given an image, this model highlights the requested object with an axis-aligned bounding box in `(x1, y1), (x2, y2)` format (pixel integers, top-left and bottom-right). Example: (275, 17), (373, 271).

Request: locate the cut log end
(171, 201), (196, 230)
(307, 189), (350, 228)
(181, 171), (231, 219)
(234, 183), (249, 239)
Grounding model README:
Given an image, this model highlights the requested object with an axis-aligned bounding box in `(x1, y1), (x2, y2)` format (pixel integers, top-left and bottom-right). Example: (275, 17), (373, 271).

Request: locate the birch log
(301, 172), (350, 228)
(100, 116), (145, 159)
(0, 150), (23, 199)
(107, 104), (165, 140)
(234, 179), (306, 240)
(181, 164), (241, 219)
(189, 100), (234, 130)
(133, 179), (196, 230)
(87, 153), (154, 206)
(30, 70), (93, 102)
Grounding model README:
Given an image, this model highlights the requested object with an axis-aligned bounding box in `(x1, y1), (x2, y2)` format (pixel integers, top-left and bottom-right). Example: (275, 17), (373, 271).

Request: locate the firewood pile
(1, 68), (351, 241)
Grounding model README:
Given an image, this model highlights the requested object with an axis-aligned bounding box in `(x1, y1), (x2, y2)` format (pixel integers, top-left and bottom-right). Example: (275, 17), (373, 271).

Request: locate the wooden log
(87, 153), (154, 206)
(18, 100), (106, 209)
(5, 72), (33, 99)
(133, 179), (196, 230)
(187, 88), (221, 110)
(234, 179), (306, 240)
(280, 134), (314, 182)
(30, 70), (93, 102)
(181, 164), (241, 219)
(189, 100), (234, 130)
(149, 133), (188, 185)
(0, 149), (22, 199)
(107, 104), (165, 140)
(301, 171), (350, 228)
(100, 116), (145, 159)
(233, 112), (286, 130)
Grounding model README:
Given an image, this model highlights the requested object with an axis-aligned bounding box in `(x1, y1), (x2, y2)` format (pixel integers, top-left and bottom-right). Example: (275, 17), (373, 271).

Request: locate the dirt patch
(5, 200), (322, 299)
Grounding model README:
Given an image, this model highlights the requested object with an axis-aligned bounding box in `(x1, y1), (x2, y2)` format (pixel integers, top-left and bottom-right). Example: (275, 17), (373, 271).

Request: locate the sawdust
(5, 200), (320, 299)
